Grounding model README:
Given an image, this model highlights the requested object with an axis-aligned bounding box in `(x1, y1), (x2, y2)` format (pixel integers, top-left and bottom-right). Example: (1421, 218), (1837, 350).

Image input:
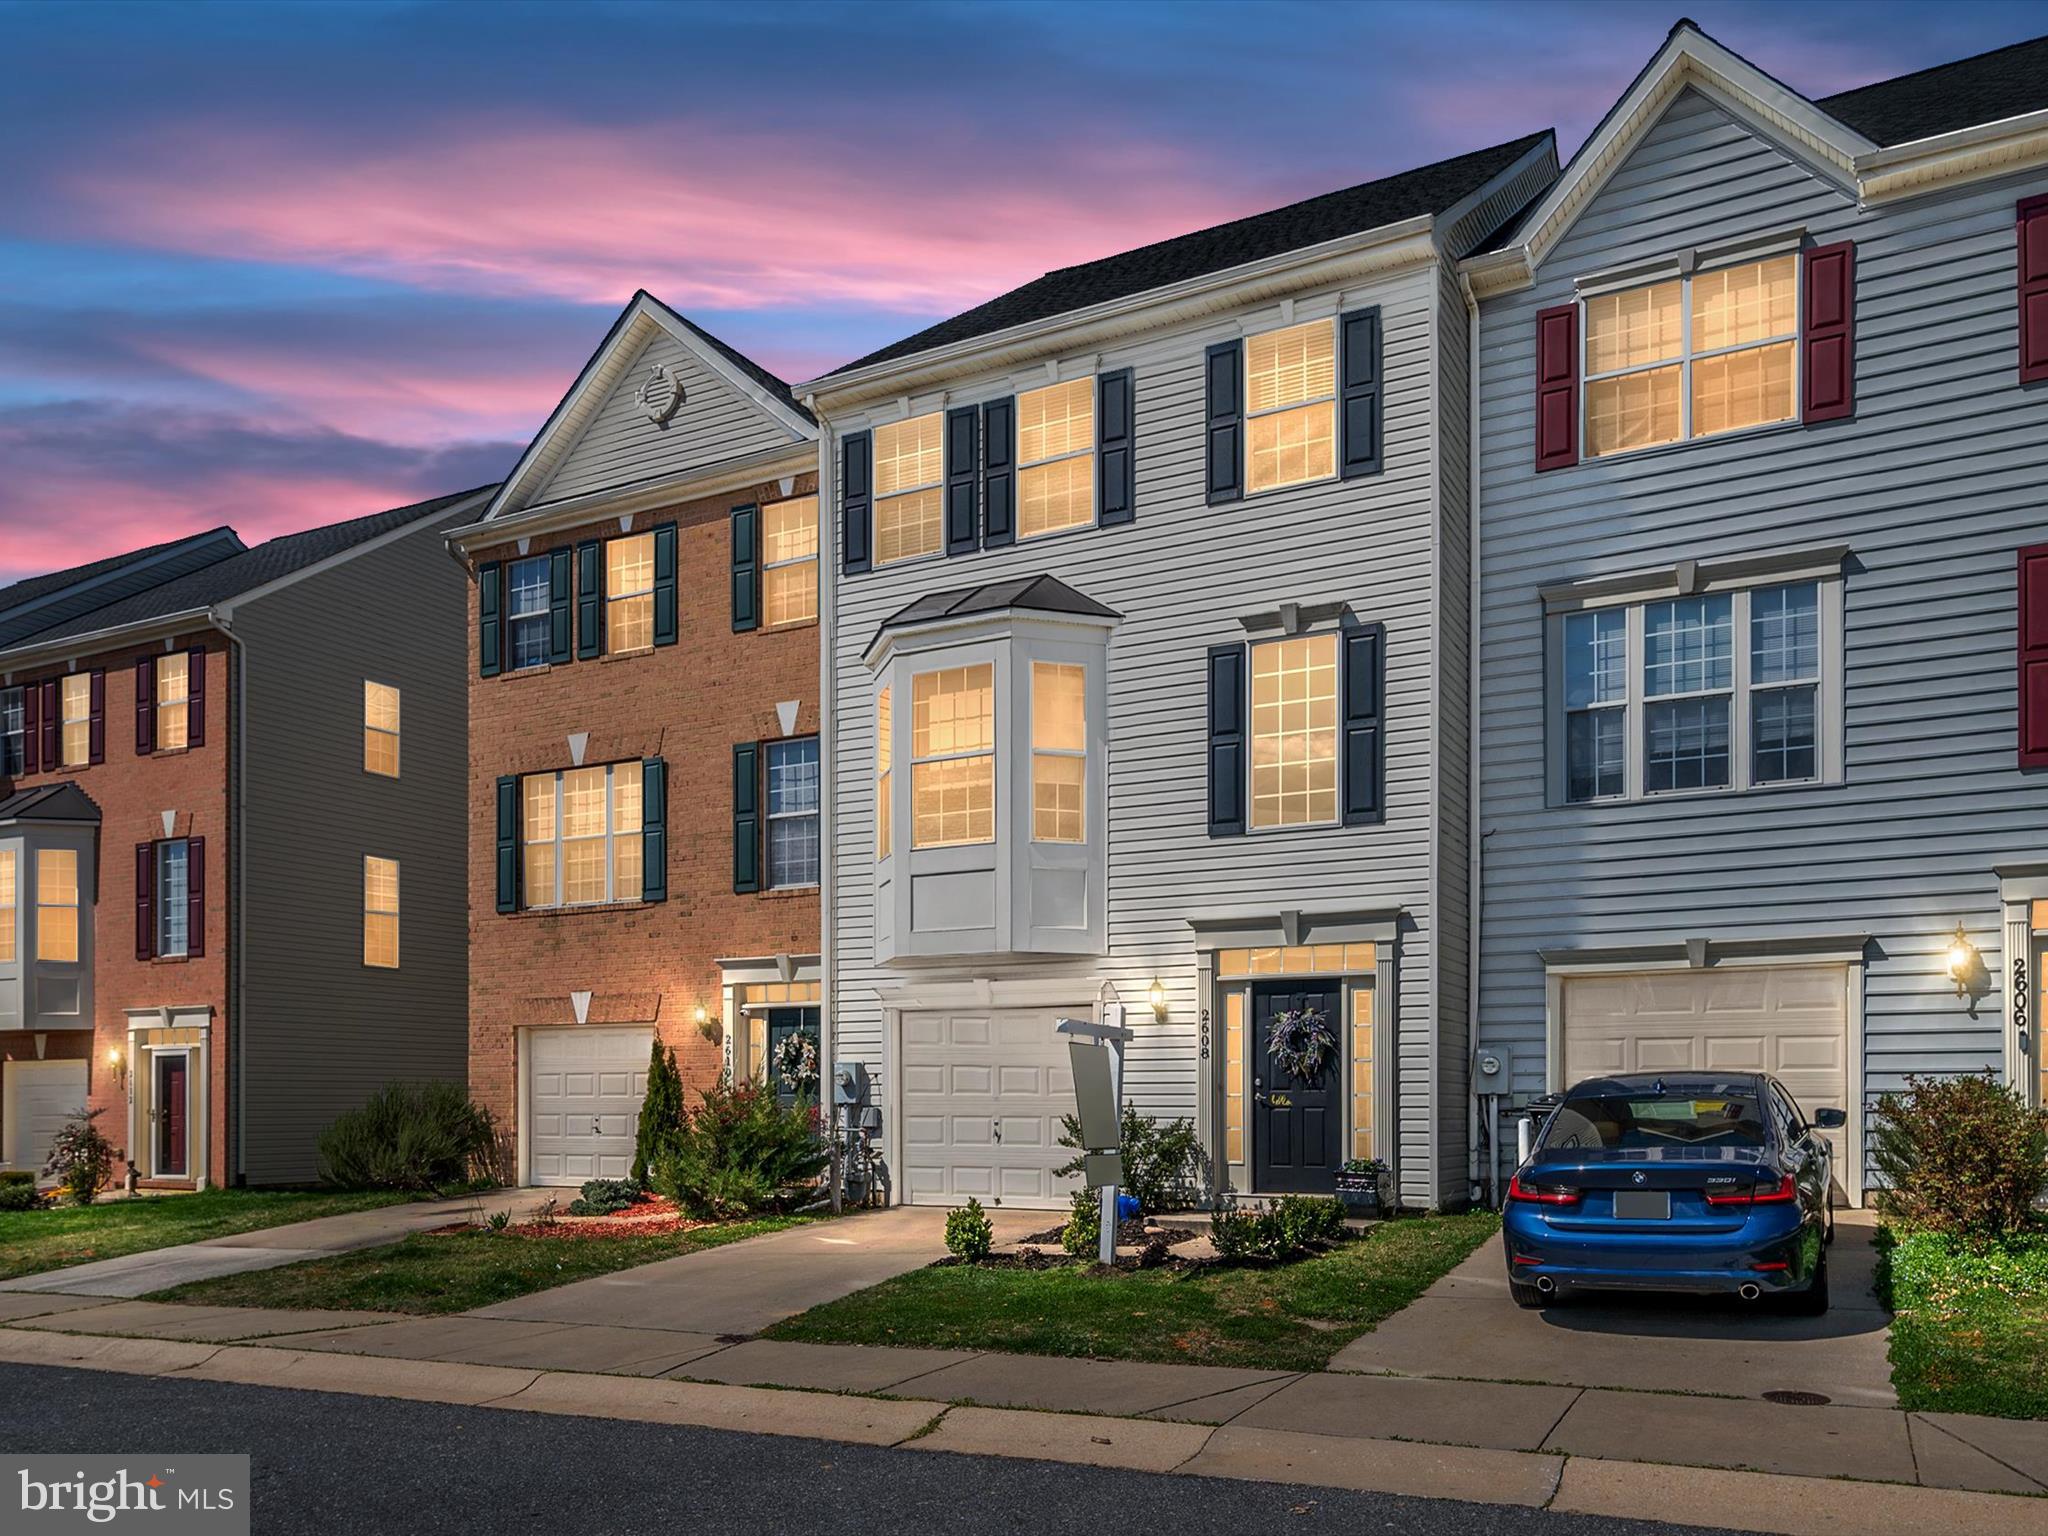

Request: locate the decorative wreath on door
(771, 1033), (820, 1095)
(1270, 1006), (1337, 1081)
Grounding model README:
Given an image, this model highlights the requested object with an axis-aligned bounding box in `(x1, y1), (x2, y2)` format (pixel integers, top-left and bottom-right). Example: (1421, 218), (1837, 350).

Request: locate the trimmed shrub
(631, 1040), (685, 1189)
(1209, 1202), (1283, 1262)
(1211, 1196), (1347, 1263)
(316, 1081), (498, 1193)
(945, 1197), (995, 1261)
(568, 1178), (639, 1217)
(1886, 1226), (2048, 1312)
(1061, 1186), (1101, 1258)
(650, 1075), (827, 1220)
(43, 1106), (115, 1207)
(0, 1169), (40, 1211)
(1871, 1073), (2047, 1246)
(1275, 1194), (1347, 1249)
(1055, 1104), (1202, 1213)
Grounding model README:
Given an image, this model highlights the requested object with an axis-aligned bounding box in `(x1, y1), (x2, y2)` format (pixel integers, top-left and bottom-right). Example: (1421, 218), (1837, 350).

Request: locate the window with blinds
(606, 533), (655, 652)
(1017, 378), (1095, 538)
(873, 413), (944, 565)
(1245, 318), (1337, 493)
(761, 494), (819, 629)
(156, 654), (191, 751)
(1030, 661), (1086, 842)
(911, 663), (994, 848)
(363, 856), (399, 968)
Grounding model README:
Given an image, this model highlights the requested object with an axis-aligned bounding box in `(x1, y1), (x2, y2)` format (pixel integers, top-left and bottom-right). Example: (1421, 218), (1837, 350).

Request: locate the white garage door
(526, 1027), (651, 1188)
(900, 1010), (1078, 1209)
(5, 1059), (87, 1184)
(1561, 965), (1850, 1174)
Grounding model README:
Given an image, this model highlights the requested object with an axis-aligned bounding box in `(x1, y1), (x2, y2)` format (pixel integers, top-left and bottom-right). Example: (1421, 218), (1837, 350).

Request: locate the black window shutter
(1205, 341), (1243, 504)
(38, 679), (57, 768)
(575, 539), (603, 659)
(88, 669), (105, 765)
(944, 406), (980, 555)
(1097, 368), (1135, 526)
(185, 836), (206, 958)
(1207, 645), (1247, 837)
(478, 561), (503, 678)
(1339, 307), (1383, 479)
(494, 775), (519, 913)
(134, 657), (155, 754)
(547, 548), (573, 664)
(1341, 625), (1385, 826)
(135, 842), (154, 961)
(732, 742), (761, 893)
(841, 431), (873, 575)
(642, 756), (668, 903)
(981, 397), (1015, 547)
(186, 650), (205, 749)
(731, 504), (760, 632)
(653, 522), (679, 647)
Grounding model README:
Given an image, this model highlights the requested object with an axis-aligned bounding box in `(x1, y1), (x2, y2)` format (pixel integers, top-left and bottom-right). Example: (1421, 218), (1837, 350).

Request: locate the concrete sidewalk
(0, 1189), (542, 1298)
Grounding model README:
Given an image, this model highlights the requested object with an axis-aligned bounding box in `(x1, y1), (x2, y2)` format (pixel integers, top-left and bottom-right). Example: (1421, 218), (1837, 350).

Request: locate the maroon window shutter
(2021, 195), (2048, 386)
(87, 669), (105, 765)
(187, 648), (206, 749)
(1534, 304), (1579, 471)
(135, 657), (155, 755)
(39, 680), (57, 768)
(136, 842), (155, 961)
(185, 836), (206, 959)
(1802, 241), (1855, 423)
(21, 681), (39, 775)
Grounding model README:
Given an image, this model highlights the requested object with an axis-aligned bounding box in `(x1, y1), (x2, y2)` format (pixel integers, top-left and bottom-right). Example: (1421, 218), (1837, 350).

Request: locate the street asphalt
(0, 1362), (1751, 1536)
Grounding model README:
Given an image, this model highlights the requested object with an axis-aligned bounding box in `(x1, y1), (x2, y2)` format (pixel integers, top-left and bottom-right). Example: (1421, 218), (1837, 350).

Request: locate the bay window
(1245, 318), (1336, 494)
(873, 412), (944, 566)
(37, 848), (78, 963)
(0, 848), (14, 964)
(875, 687), (892, 860)
(1017, 378), (1095, 539)
(911, 664), (994, 848)
(521, 761), (643, 908)
(1031, 662), (1086, 842)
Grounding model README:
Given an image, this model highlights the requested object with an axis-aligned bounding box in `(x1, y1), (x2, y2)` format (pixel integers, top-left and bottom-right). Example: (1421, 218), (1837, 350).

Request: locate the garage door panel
(526, 1027), (651, 1188)
(1699, 973), (1769, 1013)
(1702, 1036), (1767, 1072)
(903, 1065), (945, 1095)
(1637, 1037), (1700, 1071)
(900, 1007), (1079, 1210)
(953, 1064), (993, 1095)
(6, 1061), (88, 1183)
(951, 1015), (991, 1046)
(996, 1116), (1047, 1147)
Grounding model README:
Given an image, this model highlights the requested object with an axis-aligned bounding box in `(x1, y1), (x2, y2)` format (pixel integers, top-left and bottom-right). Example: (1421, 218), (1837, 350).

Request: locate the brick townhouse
(449, 293), (823, 1187)
(0, 491), (483, 1186)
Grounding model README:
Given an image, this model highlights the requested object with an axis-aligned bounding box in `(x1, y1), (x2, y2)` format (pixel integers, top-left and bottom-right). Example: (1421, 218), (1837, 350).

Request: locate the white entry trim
(1995, 863), (2047, 1102)
(124, 1005), (211, 1189)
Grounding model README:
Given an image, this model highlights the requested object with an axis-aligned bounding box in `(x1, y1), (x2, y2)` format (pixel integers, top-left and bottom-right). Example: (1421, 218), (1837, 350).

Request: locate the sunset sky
(3, 0), (2044, 583)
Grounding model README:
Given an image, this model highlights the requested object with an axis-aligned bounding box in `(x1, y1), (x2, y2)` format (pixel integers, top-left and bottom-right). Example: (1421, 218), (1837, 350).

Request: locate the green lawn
(766, 1210), (1497, 1373)
(150, 1214), (813, 1315)
(0, 1188), (412, 1282)
(1884, 1227), (2048, 1419)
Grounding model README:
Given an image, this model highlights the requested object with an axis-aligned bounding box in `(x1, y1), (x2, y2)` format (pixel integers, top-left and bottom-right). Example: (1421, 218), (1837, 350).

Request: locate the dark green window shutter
(1341, 625), (1385, 826)
(547, 548), (573, 664)
(731, 504), (759, 632)
(576, 539), (603, 659)
(944, 405), (979, 555)
(1339, 307), (1383, 479)
(653, 522), (679, 647)
(1207, 645), (1246, 837)
(641, 756), (668, 902)
(732, 742), (761, 893)
(1096, 368), (1135, 526)
(495, 775), (519, 913)
(981, 397), (1014, 547)
(1205, 340), (1243, 504)
(479, 561), (503, 678)
(841, 432), (872, 575)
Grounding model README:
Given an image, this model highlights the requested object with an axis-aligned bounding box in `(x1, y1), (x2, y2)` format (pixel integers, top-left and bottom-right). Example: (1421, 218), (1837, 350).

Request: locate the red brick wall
(1, 636), (231, 1185)
(467, 473), (821, 1150)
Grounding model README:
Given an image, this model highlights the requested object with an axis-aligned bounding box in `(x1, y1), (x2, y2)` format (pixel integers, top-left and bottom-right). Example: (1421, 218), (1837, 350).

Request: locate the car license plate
(1614, 1190), (1671, 1220)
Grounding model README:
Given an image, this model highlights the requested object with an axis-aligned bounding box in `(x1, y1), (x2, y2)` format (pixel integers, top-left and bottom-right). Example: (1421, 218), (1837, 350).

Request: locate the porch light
(1944, 923), (1978, 997)
(1148, 978), (1168, 1023)
(693, 1003), (708, 1027)
(104, 1047), (125, 1086)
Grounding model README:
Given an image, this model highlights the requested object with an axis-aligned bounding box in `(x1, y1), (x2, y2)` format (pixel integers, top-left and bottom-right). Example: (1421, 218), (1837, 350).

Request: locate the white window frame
(521, 762), (644, 910)
(764, 736), (821, 890)
(1029, 660), (1087, 843)
(909, 662), (996, 850)
(1579, 248), (1802, 461)
(0, 846), (16, 966)
(872, 411), (945, 568)
(155, 654), (191, 751)
(875, 686), (892, 862)
(760, 494), (820, 630)
(1246, 631), (1343, 832)
(605, 532), (656, 654)
(0, 687), (21, 776)
(1547, 565), (1844, 806)
(506, 554), (551, 670)
(155, 838), (190, 959)
(36, 847), (79, 963)
(59, 674), (90, 767)
(1016, 376), (1096, 540)
(363, 855), (399, 969)
(1244, 316), (1338, 497)
(363, 680), (400, 778)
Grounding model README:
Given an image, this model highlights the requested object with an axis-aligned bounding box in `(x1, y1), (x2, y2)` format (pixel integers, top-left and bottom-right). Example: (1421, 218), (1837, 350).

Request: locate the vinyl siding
(1475, 90), (2048, 1141)
(234, 514), (472, 1183)
(829, 258), (1462, 1208)
(1433, 259), (1474, 1192)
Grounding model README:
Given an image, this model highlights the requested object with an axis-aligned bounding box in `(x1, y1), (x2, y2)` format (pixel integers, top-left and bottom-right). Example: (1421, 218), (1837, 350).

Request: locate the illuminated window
(1584, 254), (1796, 458)
(156, 655), (191, 751)
(37, 849), (78, 963)
(1224, 990), (1245, 1164)
(1216, 944), (1376, 978)
(363, 681), (400, 777)
(1249, 633), (1339, 829)
(873, 413), (944, 565)
(606, 533), (655, 653)
(0, 848), (15, 964)
(1017, 378), (1095, 538)
(1030, 662), (1086, 842)
(761, 494), (819, 629)
(1351, 986), (1375, 1160)
(875, 686), (892, 859)
(520, 762), (643, 909)
(60, 675), (90, 767)
(911, 664), (994, 848)
(363, 856), (399, 969)
(1246, 319), (1336, 493)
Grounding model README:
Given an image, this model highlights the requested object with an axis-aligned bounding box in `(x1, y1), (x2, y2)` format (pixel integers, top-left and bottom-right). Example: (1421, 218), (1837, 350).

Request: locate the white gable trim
(1467, 24), (1876, 295)
(1856, 106), (2048, 204)
(485, 292), (816, 523)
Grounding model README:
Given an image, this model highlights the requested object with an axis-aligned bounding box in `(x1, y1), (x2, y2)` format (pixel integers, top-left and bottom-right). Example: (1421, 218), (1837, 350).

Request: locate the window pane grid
(1246, 319), (1336, 415)
(363, 855), (399, 968)
(1643, 596), (1733, 698)
(762, 495), (819, 628)
(1031, 662), (1086, 843)
(1216, 943), (1376, 978)
(61, 674), (90, 767)
(876, 686), (892, 860)
(1224, 991), (1246, 1164)
(508, 555), (551, 669)
(911, 663), (994, 848)
(1016, 378), (1096, 539)
(1249, 634), (1339, 829)
(519, 762), (645, 909)
(766, 738), (821, 888)
(156, 840), (189, 958)
(363, 680), (400, 777)
(0, 688), (22, 776)
(36, 849), (78, 963)
(1351, 987), (1375, 1161)
(156, 655), (190, 752)
(0, 848), (15, 964)
(606, 533), (655, 652)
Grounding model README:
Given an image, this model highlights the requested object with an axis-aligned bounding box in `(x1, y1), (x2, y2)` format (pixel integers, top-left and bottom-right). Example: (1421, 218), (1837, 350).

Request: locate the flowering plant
(1270, 1007), (1336, 1081)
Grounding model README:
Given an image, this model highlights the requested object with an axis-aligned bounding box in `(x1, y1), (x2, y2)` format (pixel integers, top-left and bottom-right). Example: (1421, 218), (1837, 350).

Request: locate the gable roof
(0, 528), (246, 649)
(1818, 33), (2048, 146)
(0, 782), (100, 826)
(827, 131), (1554, 380)
(482, 291), (816, 525)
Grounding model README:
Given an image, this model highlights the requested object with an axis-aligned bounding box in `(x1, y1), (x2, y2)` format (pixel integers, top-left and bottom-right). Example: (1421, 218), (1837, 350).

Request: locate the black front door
(1252, 983), (1341, 1194)
(764, 1007), (821, 1106)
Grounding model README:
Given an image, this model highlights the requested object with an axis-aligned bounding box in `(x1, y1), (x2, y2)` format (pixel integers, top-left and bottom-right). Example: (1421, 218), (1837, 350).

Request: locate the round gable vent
(638, 364), (684, 426)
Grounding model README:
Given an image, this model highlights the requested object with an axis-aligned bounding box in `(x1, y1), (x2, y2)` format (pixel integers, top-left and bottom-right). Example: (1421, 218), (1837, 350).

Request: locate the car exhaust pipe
(1738, 1283), (1761, 1302)
(1535, 1276), (1556, 1295)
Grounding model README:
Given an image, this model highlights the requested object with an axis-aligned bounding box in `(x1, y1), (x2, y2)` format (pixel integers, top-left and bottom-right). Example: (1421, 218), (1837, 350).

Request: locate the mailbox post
(1058, 1008), (1134, 1267)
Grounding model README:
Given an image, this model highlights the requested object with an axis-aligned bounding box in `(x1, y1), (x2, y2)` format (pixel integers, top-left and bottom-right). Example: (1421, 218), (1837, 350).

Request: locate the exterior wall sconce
(1945, 923), (1980, 998)
(104, 1047), (125, 1087)
(692, 1002), (719, 1045)
(1148, 978), (1168, 1023)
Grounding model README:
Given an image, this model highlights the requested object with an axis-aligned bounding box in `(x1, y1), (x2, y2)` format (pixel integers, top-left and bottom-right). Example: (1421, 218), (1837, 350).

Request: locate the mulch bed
(431, 1194), (712, 1242)
(1019, 1218), (1200, 1249)
(930, 1217), (1208, 1273)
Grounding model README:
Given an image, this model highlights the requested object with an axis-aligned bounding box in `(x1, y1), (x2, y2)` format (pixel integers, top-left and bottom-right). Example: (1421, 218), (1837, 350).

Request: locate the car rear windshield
(1541, 1093), (1767, 1150)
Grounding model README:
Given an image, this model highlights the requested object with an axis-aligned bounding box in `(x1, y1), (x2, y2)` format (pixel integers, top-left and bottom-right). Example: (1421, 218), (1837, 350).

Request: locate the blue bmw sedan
(1502, 1072), (1842, 1313)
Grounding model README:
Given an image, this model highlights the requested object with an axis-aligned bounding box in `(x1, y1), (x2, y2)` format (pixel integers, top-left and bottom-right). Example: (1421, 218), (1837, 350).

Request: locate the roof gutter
(1855, 106), (2048, 204)
(0, 607), (221, 677)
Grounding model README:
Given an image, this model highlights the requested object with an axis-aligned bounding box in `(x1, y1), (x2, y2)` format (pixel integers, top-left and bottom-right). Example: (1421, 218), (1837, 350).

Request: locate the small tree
(43, 1106), (115, 1207)
(1871, 1073), (2047, 1246)
(650, 1074), (828, 1220)
(1055, 1103), (1202, 1213)
(631, 1039), (685, 1189)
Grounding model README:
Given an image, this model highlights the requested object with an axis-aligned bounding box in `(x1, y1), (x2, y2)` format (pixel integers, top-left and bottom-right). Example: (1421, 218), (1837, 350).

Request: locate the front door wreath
(1269, 1006), (1336, 1081)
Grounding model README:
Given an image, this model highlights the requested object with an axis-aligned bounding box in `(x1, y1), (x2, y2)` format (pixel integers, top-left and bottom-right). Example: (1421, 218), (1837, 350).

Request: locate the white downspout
(808, 399), (839, 1210)
(1461, 272), (1486, 1206)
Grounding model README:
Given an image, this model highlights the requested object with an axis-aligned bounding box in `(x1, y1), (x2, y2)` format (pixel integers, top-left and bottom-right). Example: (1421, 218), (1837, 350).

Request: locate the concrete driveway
(1330, 1210), (1894, 1407)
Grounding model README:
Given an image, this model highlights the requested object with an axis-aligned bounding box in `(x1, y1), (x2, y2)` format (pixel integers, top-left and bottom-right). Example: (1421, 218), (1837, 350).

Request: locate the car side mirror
(1811, 1107), (1847, 1130)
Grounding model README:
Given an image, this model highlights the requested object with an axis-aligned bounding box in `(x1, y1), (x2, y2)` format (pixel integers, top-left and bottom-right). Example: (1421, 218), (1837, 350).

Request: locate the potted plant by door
(1334, 1158), (1389, 1215)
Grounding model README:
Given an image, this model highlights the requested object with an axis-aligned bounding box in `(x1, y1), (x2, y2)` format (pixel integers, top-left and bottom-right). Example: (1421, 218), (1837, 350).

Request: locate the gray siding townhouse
(1467, 21), (2048, 1204)
(804, 133), (1559, 1211)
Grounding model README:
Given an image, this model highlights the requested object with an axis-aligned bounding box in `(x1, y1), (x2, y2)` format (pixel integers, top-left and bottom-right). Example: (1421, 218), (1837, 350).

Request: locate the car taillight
(1507, 1172), (1580, 1207)
(1706, 1174), (1798, 1206)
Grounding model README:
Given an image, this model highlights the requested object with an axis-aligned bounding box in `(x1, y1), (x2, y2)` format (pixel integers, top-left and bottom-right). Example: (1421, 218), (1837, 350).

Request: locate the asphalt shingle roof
(830, 132), (1552, 377)
(0, 529), (235, 615)
(648, 295), (816, 425)
(1819, 33), (2048, 146)
(0, 782), (100, 825)
(871, 574), (1120, 655)
(0, 528), (248, 648)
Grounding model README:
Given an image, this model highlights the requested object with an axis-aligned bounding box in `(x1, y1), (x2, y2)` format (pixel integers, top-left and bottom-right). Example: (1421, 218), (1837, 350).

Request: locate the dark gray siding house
(1466, 22), (2048, 1203)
